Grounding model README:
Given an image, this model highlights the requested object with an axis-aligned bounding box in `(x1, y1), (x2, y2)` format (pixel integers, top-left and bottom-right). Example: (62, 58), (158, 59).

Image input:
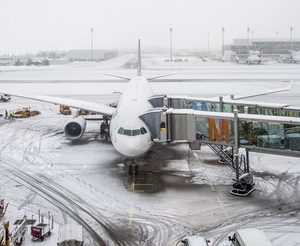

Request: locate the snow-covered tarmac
(0, 55), (299, 245)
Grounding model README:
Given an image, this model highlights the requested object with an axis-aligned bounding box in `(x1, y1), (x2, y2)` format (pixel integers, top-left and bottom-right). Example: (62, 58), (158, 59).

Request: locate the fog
(0, 0), (300, 53)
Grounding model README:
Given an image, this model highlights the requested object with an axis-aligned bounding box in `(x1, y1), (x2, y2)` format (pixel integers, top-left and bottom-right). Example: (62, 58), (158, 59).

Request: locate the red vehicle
(31, 211), (54, 241)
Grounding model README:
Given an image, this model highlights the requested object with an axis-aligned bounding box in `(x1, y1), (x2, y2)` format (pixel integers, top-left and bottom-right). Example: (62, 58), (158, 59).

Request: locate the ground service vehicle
(228, 228), (273, 246)
(31, 211), (54, 241)
(181, 235), (210, 246)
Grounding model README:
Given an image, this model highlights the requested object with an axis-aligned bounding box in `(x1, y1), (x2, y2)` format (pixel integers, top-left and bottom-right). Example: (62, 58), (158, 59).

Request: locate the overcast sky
(1, 0), (299, 54)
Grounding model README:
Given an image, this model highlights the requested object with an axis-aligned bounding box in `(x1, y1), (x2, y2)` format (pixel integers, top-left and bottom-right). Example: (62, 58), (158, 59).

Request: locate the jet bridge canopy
(149, 94), (300, 118)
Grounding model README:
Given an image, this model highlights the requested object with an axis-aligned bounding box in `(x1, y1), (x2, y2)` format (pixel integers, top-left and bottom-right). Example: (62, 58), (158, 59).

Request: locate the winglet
(137, 39), (142, 76)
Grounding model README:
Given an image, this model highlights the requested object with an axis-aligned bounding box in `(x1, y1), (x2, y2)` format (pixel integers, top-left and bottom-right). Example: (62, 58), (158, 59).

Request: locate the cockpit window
(118, 127), (124, 134)
(140, 127), (147, 134)
(132, 129), (141, 136)
(123, 129), (132, 136)
(117, 127), (147, 136)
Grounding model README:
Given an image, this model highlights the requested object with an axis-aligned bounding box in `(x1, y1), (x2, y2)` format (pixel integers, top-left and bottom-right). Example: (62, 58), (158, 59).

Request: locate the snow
(235, 228), (273, 246)
(169, 108), (300, 124)
(0, 56), (299, 245)
(57, 223), (83, 245)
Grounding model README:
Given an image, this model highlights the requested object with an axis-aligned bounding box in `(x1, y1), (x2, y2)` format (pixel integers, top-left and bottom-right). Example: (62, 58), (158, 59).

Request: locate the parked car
(181, 235), (210, 246)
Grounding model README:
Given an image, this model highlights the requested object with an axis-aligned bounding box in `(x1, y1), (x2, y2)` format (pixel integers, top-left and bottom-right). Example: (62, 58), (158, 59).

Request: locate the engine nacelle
(64, 116), (87, 140)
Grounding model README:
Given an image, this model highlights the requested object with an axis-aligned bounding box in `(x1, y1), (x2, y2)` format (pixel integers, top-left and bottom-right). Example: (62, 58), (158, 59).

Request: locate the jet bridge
(140, 107), (300, 155)
(142, 95), (300, 196)
(146, 95), (300, 155)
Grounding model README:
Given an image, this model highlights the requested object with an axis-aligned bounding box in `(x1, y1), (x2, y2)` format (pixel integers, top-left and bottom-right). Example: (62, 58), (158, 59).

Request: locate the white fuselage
(110, 76), (154, 158)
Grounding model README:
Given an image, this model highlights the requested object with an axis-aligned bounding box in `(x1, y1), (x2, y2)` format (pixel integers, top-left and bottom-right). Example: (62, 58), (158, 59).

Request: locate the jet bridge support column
(234, 109), (240, 181)
(230, 110), (256, 197)
(246, 148), (250, 173)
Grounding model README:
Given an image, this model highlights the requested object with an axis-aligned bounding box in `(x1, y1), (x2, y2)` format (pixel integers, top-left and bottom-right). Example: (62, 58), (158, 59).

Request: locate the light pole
(169, 27), (173, 61)
(207, 31), (210, 53)
(290, 26), (293, 50)
(222, 27), (225, 58)
(91, 28), (94, 61)
(247, 27), (250, 43)
(247, 27), (250, 53)
(276, 31), (279, 55)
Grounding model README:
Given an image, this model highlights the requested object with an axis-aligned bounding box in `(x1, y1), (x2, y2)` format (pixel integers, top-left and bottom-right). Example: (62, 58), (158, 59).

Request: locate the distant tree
(42, 59), (50, 66)
(49, 51), (57, 59)
(26, 58), (33, 66)
(36, 51), (48, 57)
(14, 59), (22, 66)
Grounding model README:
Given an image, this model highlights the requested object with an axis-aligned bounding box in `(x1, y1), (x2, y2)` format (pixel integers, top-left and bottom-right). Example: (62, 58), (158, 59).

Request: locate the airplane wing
(1, 90), (116, 116)
(165, 81), (292, 103)
(229, 81), (292, 100)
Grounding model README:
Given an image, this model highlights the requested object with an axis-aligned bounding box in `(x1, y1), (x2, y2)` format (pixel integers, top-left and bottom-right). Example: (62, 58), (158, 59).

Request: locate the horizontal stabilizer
(148, 73), (175, 81)
(103, 74), (130, 81)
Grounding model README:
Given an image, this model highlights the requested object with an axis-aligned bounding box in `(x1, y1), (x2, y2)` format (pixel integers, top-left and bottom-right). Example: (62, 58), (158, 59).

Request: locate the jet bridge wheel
(230, 173), (256, 197)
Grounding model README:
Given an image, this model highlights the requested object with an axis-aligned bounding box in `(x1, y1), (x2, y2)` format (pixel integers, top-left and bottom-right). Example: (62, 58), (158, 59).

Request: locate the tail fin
(137, 39), (142, 76)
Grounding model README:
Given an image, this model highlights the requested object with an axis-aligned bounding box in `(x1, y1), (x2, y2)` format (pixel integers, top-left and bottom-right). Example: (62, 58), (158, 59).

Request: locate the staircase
(206, 143), (245, 176)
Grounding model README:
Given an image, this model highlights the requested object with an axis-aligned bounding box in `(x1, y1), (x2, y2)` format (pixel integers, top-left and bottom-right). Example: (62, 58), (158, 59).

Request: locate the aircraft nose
(116, 135), (152, 157)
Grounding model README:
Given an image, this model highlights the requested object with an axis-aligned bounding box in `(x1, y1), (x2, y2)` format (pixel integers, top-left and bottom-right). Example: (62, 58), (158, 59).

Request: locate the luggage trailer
(0, 215), (36, 246)
(10, 215), (29, 246)
(31, 211), (54, 241)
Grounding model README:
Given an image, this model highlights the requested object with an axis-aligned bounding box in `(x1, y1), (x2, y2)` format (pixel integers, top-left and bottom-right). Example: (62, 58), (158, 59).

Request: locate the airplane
(0, 40), (293, 175)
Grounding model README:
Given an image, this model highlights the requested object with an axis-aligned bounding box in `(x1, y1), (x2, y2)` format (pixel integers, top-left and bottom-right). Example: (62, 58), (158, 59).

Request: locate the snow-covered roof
(183, 235), (208, 245)
(236, 228), (272, 246)
(57, 224), (83, 245)
(168, 109), (300, 125)
(233, 38), (300, 45)
(167, 95), (293, 109)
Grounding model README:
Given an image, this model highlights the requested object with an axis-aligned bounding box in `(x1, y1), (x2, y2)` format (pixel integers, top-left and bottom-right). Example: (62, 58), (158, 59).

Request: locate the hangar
(66, 49), (118, 61)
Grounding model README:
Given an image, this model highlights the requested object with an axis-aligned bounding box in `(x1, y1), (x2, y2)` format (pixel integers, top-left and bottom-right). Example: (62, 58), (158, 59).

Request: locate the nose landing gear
(128, 163), (139, 177)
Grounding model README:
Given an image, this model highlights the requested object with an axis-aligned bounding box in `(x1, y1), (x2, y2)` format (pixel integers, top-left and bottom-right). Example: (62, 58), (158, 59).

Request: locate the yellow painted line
(128, 206), (133, 228)
(128, 213), (132, 228)
(197, 155), (232, 224)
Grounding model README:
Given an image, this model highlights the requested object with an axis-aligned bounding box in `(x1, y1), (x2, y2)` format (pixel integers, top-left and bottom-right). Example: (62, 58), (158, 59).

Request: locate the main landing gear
(100, 117), (110, 140)
(125, 158), (140, 177)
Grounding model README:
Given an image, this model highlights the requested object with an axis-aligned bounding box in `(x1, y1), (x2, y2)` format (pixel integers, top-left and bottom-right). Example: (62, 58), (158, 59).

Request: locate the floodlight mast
(169, 27), (173, 61)
(91, 28), (94, 61)
(137, 39), (141, 76)
(222, 27), (225, 58)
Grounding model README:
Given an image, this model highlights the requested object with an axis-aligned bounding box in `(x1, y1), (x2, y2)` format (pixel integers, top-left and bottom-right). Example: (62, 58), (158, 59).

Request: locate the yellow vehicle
(59, 105), (72, 115)
(13, 108), (40, 118)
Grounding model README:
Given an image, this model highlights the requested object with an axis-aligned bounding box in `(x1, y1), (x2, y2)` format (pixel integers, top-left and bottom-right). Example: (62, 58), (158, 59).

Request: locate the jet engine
(64, 116), (86, 140)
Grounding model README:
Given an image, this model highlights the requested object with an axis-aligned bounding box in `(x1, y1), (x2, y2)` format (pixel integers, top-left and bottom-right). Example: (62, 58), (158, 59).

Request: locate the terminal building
(226, 38), (300, 57)
(66, 49), (118, 61)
